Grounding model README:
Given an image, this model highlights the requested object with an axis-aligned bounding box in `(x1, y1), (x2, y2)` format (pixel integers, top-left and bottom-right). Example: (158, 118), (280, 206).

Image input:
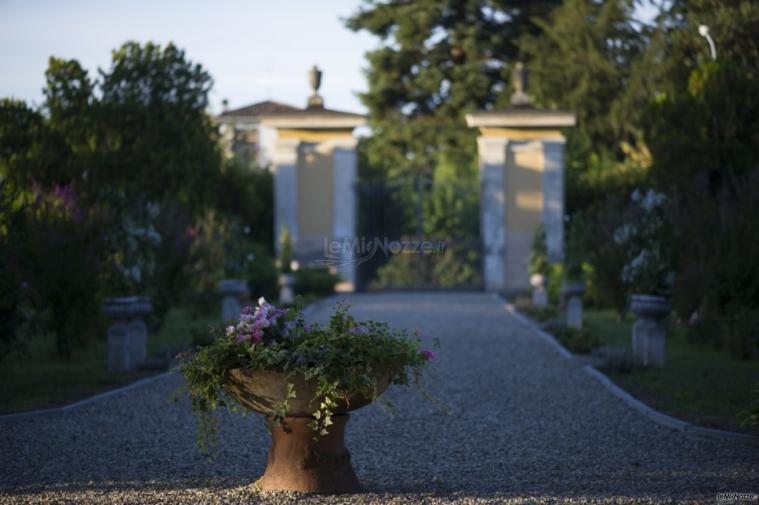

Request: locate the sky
(0, 1), (660, 116)
(0, 0), (377, 114)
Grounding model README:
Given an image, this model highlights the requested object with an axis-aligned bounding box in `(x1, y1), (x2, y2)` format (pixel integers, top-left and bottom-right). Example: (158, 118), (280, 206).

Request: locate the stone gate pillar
(466, 64), (575, 293)
(261, 66), (365, 291)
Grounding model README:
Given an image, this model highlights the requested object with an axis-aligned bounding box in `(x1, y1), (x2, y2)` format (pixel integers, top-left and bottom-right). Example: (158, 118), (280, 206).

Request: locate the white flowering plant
(614, 188), (674, 296)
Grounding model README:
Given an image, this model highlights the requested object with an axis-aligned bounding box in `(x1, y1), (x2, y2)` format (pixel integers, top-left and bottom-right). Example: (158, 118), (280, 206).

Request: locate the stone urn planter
(562, 280), (586, 329)
(218, 279), (249, 322)
(102, 296), (152, 372)
(630, 294), (671, 368)
(224, 369), (391, 493)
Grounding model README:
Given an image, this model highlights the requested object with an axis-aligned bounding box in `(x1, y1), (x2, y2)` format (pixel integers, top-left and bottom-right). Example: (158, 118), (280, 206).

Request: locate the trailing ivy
(177, 298), (439, 455)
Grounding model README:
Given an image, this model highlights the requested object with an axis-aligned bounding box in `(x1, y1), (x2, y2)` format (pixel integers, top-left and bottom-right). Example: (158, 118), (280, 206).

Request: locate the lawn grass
(585, 309), (759, 433)
(0, 307), (219, 414)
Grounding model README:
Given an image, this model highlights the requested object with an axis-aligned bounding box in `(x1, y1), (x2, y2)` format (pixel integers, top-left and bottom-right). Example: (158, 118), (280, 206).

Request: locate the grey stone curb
(0, 295), (337, 422)
(495, 294), (759, 447)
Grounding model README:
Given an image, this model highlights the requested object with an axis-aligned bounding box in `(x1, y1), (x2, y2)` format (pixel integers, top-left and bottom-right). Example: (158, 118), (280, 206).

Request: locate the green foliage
(519, 0), (645, 167)
(178, 300), (439, 454)
(294, 268), (338, 298)
(182, 211), (275, 314)
(576, 195), (630, 318)
(742, 383), (759, 428)
(278, 226), (293, 274)
(552, 326), (600, 354)
(645, 62), (759, 192)
(214, 160), (273, 248)
(546, 262), (564, 306)
(9, 186), (106, 360)
(245, 243), (278, 303)
(644, 61), (759, 358)
(672, 172), (759, 359)
(564, 217), (587, 281)
(522, 305), (557, 323)
(528, 226), (550, 277)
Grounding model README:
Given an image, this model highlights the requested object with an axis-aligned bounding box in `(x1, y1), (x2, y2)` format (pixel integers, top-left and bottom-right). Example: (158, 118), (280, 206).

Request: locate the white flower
(613, 224), (633, 245)
(641, 189), (666, 211)
(258, 297), (266, 306)
(226, 325), (235, 336)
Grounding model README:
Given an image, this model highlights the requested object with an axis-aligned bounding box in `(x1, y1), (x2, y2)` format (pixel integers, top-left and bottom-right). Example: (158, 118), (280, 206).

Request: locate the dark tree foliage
(347, 0), (559, 180)
(42, 42), (220, 217)
(0, 42), (233, 357)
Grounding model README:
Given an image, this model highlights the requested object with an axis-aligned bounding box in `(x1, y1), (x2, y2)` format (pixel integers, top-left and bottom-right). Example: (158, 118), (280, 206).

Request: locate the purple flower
(420, 350), (435, 360)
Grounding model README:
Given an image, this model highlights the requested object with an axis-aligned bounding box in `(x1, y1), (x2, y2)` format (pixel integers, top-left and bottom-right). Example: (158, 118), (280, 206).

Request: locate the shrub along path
(1, 292), (756, 504)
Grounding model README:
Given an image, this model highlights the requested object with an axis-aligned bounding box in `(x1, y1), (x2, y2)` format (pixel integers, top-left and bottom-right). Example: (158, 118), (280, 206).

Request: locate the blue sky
(1, 1), (659, 115)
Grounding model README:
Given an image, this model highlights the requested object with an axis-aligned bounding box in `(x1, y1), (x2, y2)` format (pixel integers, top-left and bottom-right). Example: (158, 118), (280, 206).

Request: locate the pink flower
(420, 350), (435, 360)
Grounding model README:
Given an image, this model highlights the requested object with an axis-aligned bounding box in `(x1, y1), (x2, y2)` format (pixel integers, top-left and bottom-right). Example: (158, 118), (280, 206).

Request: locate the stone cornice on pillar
(260, 111), (365, 130)
(466, 108), (576, 129)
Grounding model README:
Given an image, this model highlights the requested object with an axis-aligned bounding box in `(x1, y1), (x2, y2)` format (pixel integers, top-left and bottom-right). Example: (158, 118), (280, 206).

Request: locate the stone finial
(307, 65), (324, 109)
(510, 62), (530, 107)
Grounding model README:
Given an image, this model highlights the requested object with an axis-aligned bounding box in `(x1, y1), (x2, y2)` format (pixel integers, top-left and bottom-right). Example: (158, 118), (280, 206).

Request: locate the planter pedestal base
(258, 414), (360, 494)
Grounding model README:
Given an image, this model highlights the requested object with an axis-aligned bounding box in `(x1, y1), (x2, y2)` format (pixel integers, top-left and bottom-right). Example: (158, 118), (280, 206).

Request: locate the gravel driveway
(1, 292), (757, 504)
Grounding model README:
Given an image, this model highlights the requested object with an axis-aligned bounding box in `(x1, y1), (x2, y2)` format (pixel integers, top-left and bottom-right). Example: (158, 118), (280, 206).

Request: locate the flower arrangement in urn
(178, 297), (438, 493)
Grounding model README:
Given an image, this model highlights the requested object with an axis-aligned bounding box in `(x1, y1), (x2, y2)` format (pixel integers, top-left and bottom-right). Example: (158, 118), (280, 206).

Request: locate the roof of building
(219, 100), (364, 119)
(218, 100), (302, 118)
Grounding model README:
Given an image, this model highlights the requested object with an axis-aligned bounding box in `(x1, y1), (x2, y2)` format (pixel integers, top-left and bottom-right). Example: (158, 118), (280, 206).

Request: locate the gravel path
(1, 292), (757, 504)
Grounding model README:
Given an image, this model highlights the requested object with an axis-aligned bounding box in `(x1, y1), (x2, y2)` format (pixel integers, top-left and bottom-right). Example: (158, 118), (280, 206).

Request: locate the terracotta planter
(224, 368), (390, 493)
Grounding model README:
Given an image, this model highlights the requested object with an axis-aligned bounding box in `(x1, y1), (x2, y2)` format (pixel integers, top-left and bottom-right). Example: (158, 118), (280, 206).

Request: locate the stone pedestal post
(278, 273), (294, 304)
(218, 279), (249, 323)
(632, 319), (666, 367)
(563, 281), (585, 330)
(103, 297), (152, 373)
(630, 294), (671, 368)
(530, 274), (547, 307)
(566, 297), (583, 329)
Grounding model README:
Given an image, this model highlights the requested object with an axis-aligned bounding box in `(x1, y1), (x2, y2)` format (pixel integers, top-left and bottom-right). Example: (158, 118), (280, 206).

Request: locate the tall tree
(518, 0), (644, 163)
(346, 0), (560, 191)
